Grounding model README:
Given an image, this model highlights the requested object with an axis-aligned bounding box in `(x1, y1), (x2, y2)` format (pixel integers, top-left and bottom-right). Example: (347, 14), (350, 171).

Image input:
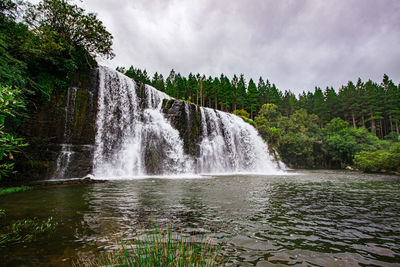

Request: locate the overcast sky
(82, 0), (400, 94)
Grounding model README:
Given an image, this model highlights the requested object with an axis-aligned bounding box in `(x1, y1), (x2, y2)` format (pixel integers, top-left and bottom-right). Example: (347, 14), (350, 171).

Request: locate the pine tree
(247, 78), (259, 119)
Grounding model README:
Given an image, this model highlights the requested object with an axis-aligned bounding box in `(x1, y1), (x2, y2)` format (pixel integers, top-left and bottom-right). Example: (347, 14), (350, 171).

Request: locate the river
(1, 170), (399, 266)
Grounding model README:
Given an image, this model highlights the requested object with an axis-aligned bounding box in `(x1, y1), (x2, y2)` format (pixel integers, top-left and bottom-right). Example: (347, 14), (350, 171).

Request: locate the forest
(118, 66), (400, 172)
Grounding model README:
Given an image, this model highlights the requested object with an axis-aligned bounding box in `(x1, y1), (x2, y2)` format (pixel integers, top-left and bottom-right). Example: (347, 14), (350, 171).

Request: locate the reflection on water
(1, 170), (400, 266)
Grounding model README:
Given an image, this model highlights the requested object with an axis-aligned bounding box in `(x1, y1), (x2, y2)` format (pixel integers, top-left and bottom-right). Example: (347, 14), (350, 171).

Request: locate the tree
(382, 74), (400, 134)
(323, 118), (381, 167)
(26, 0), (114, 61)
(237, 74), (247, 109)
(312, 87), (328, 127)
(255, 104), (282, 153)
(247, 79), (259, 119)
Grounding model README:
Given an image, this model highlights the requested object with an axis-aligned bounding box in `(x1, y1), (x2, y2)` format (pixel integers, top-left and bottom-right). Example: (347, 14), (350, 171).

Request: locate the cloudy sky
(82, 0), (400, 94)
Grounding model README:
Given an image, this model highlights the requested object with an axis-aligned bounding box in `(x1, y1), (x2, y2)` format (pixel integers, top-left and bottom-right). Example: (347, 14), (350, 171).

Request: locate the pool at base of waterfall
(1, 170), (399, 266)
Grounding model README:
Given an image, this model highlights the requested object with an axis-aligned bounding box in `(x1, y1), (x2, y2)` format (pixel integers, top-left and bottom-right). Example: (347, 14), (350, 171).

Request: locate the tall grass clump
(0, 217), (57, 245)
(77, 227), (222, 267)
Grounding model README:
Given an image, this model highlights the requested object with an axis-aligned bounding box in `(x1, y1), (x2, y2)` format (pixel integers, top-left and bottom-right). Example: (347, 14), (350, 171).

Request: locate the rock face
(13, 66), (281, 182)
(15, 69), (99, 181)
(162, 99), (202, 158)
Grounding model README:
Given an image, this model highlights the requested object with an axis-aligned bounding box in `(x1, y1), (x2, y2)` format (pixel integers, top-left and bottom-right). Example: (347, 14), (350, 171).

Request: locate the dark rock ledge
(28, 177), (107, 189)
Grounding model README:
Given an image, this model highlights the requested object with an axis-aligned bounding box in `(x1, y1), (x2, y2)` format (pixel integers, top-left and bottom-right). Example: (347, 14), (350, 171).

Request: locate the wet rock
(30, 177), (106, 189)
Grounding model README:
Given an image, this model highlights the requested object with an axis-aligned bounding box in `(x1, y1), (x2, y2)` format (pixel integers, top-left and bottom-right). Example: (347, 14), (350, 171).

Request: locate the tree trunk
(352, 112), (356, 128)
(362, 114), (365, 127)
(389, 116), (393, 132)
(371, 111), (376, 135)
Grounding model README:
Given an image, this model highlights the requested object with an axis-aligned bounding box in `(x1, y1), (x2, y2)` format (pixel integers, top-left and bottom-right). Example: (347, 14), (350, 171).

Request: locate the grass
(0, 186), (31, 196)
(77, 227), (223, 267)
(0, 217), (57, 246)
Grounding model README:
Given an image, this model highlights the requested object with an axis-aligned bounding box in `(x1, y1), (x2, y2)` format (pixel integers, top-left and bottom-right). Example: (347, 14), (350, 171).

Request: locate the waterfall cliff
(17, 66), (283, 180)
(92, 67), (282, 178)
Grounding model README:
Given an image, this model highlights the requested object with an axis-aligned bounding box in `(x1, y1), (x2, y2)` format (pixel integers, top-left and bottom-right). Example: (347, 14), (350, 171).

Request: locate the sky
(80, 0), (400, 94)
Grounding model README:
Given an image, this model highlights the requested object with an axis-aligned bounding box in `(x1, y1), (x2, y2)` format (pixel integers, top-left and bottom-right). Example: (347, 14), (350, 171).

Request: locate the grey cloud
(85, 0), (400, 94)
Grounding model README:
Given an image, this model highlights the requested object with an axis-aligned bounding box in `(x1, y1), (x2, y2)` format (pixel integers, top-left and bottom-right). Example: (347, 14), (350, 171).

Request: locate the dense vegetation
(253, 104), (398, 171)
(0, 0), (113, 180)
(119, 67), (400, 172)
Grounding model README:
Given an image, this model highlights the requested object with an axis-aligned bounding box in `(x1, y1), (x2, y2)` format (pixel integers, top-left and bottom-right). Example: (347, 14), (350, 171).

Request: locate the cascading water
(54, 87), (77, 178)
(93, 67), (283, 178)
(93, 67), (193, 178)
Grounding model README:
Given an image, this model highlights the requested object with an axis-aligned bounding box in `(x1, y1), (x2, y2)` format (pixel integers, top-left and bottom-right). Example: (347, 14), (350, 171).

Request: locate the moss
(72, 89), (88, 139)
(162, 99), (174, 112)
(77, 92), (88, 138)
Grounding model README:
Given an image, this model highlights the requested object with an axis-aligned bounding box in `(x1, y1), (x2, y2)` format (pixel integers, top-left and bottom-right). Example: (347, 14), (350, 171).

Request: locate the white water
(54, 87), (77, 178)
(93, 67), (284, 178)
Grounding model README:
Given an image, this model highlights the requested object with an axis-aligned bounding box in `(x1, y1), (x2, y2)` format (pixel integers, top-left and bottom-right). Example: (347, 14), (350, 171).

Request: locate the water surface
(1, 170), (399, 266)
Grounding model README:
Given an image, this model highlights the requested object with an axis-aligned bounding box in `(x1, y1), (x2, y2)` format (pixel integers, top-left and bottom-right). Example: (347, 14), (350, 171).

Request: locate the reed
(77, 227), (222, 267)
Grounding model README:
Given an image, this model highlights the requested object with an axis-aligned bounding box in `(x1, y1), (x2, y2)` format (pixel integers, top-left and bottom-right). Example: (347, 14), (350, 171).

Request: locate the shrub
(233, 109), (249, 118)
(354, 143), (400, 173)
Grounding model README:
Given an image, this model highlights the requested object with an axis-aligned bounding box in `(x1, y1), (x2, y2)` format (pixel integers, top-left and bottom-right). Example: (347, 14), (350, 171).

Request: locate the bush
(233, 109), (249, 118)
(354, 143), (400, 173)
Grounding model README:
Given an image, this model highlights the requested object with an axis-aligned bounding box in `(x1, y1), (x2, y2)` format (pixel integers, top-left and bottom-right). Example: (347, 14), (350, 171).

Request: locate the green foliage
(77, 227), (222, 267)
(0, 216), (57, 245)
(0, 0), (114, 98)
(354, 143), (400, 173)
(257, 104), (280, 126)
(384, 132), (400, 142)
(26, 0), (114, 60)
(0, 85), (28, 179)
(255, 104), (282, 152)
(276, 109), (324, 168)
(233, 109), (249, 118)
(323, 118), (382, 167)
(0, 185), (31, 195)
(0, 0), (113, 181)
(242, 117), (256, 127)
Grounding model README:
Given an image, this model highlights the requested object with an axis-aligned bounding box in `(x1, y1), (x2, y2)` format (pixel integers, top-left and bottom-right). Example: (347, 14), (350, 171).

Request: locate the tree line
(118, 66), (400, 139)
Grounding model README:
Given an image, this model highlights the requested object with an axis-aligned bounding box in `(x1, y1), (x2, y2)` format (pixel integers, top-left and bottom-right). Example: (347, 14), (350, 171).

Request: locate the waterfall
(93, 67), (193, 177)
(54, 87), (77, 178)
(93, 67), (283, 178)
